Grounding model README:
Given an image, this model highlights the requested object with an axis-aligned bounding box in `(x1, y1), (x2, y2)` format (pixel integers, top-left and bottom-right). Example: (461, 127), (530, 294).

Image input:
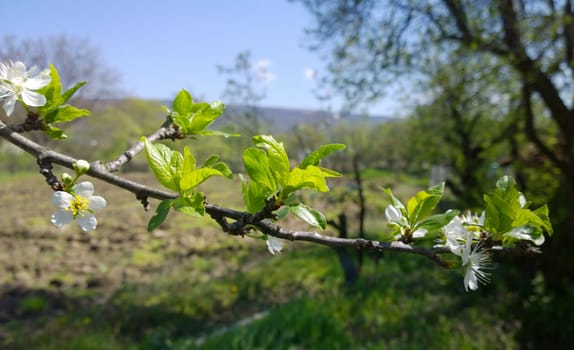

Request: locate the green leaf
(533, 205), (553, 235)
(173, 89), (193, 115)
(44, 105), (90, 124)
(142, 137), (180, 191)
(284, 193), (299, 206)
(171, 112), (192, 131)
(416, 209), (459, 231)
(173, 193), (205, 217)
(317, 167), (343, 178)
(210, 162), (233, 179)
(62, 81), (87, 103)
(180, 167), (224, 193)
(242, 147), (277, 192)
(187, 101), (225, 133)
(282, 165), (329, 196)
(37, 65), (63, 111)
(483, 177), (522, 238)
(299, 144), (346, 169)
(253, 135), (290, 185)
(182, 146), (196, 175)
(170, 94), (226, 136)
(383, 188), (405, 211)
(194, 130), (238, 138)
(276, 206), (290, 220)
(289, 203), (326, 229)
(147, 199), (172, 232)
(201, 155), (233, 179)
(44, 124), (67, 140)
(496, 175), (516, 192)
(484, 192), (515, 238)
(36, 65), (89, 128)
(202, 155), (219, 167)
(406, 182), (444, 224)
(240, 174), (272, 213)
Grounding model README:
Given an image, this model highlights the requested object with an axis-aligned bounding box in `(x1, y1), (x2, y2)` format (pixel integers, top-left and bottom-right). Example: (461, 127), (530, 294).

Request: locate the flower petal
(464, 267), (478, 292)
(8, 62), (26, 79)
(412, 228), (427, 239)
(2, 95), (17, 116)
(24, 71), (51, 89)
(385, 205), (400, 221)
(88, 196), (107, 210)
(77, 212), (97, 232)
(21, 90), (47, 107)
(74, 181), (95, 198)
(51, 210), (74, 228)
(266, 237), (283, 255)
(52, 191), (74, 208)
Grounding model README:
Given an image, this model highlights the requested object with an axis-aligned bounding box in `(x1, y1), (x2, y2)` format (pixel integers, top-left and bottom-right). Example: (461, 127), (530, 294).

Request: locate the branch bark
(0, 118), (539, 268)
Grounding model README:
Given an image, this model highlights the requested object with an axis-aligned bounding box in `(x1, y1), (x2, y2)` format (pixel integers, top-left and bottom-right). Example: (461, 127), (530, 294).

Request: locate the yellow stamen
(68, 195), (90, 217)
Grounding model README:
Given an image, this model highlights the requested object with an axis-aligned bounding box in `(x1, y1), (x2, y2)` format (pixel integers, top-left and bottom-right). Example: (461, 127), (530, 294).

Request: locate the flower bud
(61, 172), (74, 185)
(73, 160), (90, 175)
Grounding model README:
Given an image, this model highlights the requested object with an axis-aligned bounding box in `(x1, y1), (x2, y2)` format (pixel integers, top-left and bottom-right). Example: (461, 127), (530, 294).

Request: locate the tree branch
(0, 119), (178, 203)
(102, 116), (181, 172)
(0, 118), (540, 269)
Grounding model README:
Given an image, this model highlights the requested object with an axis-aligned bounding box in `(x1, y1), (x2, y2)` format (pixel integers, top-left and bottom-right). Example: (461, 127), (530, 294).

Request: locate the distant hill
(219, 105), (394, 132)
(91, 99), (395, 133)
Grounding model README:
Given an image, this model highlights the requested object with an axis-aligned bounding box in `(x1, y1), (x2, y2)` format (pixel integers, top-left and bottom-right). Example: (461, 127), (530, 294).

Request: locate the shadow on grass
(0, 249), (533, 350)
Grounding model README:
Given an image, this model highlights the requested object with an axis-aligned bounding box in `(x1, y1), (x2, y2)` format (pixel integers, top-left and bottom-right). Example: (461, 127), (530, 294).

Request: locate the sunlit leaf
(289, 203), (326, 229)
(173, 193), (205, 217)
(253, 135), (290, 185)
(242, 147), (277, 192)
(173, 89), (193, 115)
(282, 165), (329, 196)
(299, 143), (346, 169)
(406, 182), (444, 224)
(142, 137), (179, 191)
(416, 209), (459, 231)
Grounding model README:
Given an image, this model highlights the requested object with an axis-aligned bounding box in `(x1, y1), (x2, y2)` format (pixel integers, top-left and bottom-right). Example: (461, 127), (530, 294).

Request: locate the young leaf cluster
(241, 135), (345, 229)
(483, 176), (552, 246)
(384, 182), (459, 242)
(36, 65), (89, 139)
(168, 89), (234, 138)
(142, 137), (232, 231)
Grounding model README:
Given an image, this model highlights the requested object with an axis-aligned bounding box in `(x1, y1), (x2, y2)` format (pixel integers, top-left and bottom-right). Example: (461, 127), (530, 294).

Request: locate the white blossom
(0, 61), (51, 116)
(266, 236), (283, 255)
(463, 244), (491, 291)
(51, 181), (106, 232)
(385, 205), (407, 226)
(386, 204), (428, 238)
(443, 215), (491, 291)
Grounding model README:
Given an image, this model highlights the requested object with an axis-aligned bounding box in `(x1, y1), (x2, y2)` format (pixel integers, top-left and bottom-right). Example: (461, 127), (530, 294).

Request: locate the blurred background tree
(0, 35), (124, 171)
(295, 0), (574, 346)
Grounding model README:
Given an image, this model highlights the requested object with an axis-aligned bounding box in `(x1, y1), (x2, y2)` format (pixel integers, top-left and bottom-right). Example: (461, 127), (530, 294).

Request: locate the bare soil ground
(0, 172), (260, 327)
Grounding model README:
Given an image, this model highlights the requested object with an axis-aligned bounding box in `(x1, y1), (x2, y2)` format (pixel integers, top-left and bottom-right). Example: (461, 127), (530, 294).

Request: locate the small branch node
(37, 156), (63, 191)
(136, 192), (151, 211)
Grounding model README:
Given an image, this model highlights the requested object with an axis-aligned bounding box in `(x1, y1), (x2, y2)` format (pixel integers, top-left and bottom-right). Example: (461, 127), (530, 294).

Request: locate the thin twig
(0, 119), (537, 267)
(102, 116), (180, 172)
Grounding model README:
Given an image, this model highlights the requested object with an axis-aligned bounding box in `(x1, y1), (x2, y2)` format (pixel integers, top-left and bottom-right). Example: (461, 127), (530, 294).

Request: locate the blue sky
(1, 0), (399, 115)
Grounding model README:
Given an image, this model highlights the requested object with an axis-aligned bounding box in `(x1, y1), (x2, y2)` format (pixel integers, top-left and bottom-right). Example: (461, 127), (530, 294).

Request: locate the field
(0, 170), (521, 349)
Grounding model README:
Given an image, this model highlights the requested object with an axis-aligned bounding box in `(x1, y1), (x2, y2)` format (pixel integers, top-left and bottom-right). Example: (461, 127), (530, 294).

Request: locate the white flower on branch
(51, 181), (107, 232)
(443, 214), (491, 291)
(462, 243), (491, 291)
(73, 159), (90, 175)
(266, 236), (283, 255)
(0, 61), (51, 116)
(385, 204), (427, 238)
